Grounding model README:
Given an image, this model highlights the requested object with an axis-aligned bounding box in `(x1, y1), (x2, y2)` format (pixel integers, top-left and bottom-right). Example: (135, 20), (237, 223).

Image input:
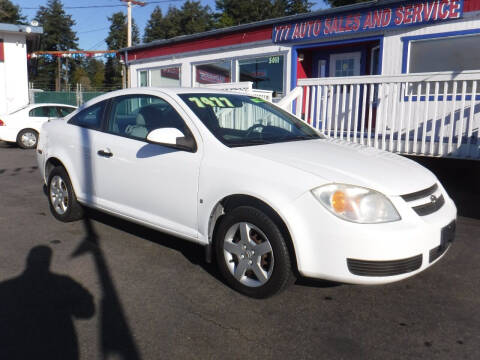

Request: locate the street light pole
(121, 0), (145, 88)
(127, 1), (132, 47)
(121, 0), (146, 47)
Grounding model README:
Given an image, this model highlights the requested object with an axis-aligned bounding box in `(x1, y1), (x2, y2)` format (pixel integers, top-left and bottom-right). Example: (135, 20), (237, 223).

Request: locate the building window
(138, 66), (181, 87)
(238, 55), (284, 97)
(139, 71), (148, 87)
(195, 61), (231, 86)
(408, 34), (480, 73)
(150, 66), (181, 87)
(329, 52), (361, 77)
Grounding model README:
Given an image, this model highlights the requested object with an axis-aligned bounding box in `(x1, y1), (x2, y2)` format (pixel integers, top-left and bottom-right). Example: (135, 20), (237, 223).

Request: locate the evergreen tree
(143, 6), (164, 43)
(177, 1), (213, 36)
(215, 0), (275, 27)
(0, 0), (25, 24)
(105, 12), (140, 50)
(144, 2), (213, 42)
(105, 12), (139, 89)
(86, 58), (105, 90)
(35, 0), (78, 51)
(326, 0), (369, 7)
(286, 0), (313, 15)
(31, 0), (78, 91)
(214, 0), (312, 27)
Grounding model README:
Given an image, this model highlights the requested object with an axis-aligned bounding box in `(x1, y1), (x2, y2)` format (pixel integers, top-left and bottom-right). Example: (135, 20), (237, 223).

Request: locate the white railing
(277, 86), (303, 115)
(292, 71), (480, 159)
(203, 81), (273, 102)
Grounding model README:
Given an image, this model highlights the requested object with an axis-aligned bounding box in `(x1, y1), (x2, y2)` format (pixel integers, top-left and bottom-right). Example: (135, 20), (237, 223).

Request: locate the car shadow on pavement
(82, 207), (223, 283)
(82, 207), (341, 290)
(0, 245), (95, 360)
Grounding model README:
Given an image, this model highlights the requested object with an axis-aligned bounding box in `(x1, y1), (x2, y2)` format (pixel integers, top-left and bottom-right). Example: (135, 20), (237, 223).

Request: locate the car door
(66, 100), (109, 204)
(93, 93), (202, 239)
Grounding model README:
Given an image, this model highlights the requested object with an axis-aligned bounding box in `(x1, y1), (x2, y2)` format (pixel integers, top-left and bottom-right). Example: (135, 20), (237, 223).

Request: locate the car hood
(235, 138), (437, 196)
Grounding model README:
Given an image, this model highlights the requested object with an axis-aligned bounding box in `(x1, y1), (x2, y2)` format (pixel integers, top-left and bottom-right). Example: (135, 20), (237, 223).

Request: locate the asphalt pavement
(0, 141), (479, 360)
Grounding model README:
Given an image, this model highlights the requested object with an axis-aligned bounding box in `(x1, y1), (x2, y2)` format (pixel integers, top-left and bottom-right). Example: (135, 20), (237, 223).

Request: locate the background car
(0, 103), (76, 149)
(36, 88), (456, 298)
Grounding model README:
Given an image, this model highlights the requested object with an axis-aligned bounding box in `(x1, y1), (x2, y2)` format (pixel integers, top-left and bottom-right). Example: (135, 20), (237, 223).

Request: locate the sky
(20, 0), (327, 51)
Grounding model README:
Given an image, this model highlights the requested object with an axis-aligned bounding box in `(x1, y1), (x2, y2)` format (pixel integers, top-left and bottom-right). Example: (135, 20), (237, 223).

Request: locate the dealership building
(122, 0), (480, 99)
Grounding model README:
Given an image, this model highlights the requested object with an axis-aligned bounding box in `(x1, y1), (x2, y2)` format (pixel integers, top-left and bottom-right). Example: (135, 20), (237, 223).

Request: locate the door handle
(97, 149), (113, 158)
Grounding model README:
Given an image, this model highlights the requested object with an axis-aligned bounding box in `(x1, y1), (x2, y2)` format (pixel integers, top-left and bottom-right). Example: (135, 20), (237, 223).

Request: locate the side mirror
(146, 128), (196, 152)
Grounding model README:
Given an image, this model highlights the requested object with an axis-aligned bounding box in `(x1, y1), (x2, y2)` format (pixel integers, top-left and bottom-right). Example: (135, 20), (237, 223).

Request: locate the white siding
(0, 32), (29, 114)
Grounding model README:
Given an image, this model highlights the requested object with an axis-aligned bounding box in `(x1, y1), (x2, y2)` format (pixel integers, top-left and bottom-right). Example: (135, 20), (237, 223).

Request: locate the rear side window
(69, 101), (106, 130)
(57, 106), (75, 117)
(29, 106), (49, 117)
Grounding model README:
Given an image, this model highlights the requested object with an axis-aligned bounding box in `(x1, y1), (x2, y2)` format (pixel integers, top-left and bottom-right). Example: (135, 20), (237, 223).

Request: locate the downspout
(123, 50), (129, 89)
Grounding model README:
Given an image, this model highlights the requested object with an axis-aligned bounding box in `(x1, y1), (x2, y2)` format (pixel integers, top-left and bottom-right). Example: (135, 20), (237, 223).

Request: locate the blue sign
(273, 0), (464, 43)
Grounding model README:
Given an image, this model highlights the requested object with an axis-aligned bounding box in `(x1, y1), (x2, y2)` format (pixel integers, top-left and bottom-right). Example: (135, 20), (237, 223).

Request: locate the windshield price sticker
(188, 96), (235, 108)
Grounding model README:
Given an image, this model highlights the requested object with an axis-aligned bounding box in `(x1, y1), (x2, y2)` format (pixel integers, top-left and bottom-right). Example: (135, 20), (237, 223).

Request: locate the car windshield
(178, 93), (321, 147)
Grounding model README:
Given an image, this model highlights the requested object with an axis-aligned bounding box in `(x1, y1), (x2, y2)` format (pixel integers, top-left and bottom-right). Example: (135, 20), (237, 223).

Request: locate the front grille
(401, 184), (438, 202)
(401, 183), (444, 216)
(347, 255), (422, 277)
(412, 195), (445, 216)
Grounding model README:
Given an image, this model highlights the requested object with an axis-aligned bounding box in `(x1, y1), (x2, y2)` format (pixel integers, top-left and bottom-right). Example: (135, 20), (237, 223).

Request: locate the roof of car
(78, 87), (247, 109)
(28, 103), (77, 108)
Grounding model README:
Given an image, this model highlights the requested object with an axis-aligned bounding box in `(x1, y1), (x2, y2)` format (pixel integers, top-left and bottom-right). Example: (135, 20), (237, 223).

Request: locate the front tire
(47, 166), (83, 222)
(17, 129), (38, 149)
(214, 206), (295, 298)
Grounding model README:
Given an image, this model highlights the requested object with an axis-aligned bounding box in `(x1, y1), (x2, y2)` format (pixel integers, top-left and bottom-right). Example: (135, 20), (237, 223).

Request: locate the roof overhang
(0, 23), (43, 38)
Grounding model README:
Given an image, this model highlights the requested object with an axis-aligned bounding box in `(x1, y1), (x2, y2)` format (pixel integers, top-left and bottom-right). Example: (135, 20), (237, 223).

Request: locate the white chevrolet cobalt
(36, 88), (456, 298)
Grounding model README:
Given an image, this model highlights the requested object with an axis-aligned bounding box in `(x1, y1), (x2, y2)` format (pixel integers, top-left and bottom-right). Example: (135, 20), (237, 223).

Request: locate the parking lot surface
(0, 142), (479, 359)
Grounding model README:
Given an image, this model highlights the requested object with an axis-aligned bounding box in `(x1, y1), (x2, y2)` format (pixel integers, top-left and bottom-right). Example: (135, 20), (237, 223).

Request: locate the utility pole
(120, 1), (145, 87)
(120, 0), (146, 47)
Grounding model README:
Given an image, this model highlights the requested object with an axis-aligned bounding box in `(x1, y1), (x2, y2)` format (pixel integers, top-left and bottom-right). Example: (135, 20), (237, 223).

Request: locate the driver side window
(107, 95), (189, 141)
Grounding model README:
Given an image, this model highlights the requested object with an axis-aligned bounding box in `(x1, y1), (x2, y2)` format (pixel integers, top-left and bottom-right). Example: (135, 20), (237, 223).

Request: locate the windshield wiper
(229, 139), (275, 147)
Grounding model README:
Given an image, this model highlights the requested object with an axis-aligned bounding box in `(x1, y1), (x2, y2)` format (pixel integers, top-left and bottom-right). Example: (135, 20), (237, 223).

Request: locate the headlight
(311, 184), (401, 223)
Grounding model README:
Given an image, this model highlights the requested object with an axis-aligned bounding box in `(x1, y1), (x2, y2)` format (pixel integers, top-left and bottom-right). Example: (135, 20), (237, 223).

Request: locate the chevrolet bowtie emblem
(430, 195), (437, 203)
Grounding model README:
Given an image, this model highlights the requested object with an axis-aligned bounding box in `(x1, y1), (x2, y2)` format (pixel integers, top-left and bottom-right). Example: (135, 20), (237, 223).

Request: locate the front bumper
(283, 189), (457, 285)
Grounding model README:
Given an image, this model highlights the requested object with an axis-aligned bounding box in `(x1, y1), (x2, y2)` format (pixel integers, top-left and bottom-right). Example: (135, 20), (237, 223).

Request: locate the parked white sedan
(36, 88), (456, 298)
(0, 103), (76, 148)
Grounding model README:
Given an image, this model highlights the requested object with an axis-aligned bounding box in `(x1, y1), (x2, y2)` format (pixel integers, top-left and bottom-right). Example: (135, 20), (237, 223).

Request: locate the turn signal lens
(311, 184), (401, 223)
(0, 119), (4, 126)
(332, 190), (348, 213)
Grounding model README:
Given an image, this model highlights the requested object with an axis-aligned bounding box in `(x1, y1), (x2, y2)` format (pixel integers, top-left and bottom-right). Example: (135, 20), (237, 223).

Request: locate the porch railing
(293, 71), (480, 159)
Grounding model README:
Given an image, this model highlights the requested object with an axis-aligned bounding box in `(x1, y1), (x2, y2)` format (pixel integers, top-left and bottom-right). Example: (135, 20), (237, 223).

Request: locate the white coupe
(36, 88), (456, 298)
(0, 103), (76, 149)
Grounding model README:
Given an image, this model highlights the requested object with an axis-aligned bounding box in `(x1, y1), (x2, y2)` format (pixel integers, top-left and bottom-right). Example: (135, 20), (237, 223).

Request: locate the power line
(23, 0), (186, 10)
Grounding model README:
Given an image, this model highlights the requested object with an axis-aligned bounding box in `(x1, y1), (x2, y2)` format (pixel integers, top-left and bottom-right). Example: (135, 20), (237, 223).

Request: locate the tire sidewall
(47, 167), (77, 222)
(17, 129), (38, 149)
(214, 206), (292, 298)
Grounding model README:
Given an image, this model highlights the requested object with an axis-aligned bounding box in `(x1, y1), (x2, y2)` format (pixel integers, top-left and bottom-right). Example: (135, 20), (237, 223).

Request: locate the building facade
(0, 23), (42, 114)
(123, 0), (480, 99)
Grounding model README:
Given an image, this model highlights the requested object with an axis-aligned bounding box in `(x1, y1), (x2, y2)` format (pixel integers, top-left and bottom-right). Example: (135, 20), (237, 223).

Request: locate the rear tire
(47, 166), (83, 222)
(17, 129), (38, 149)
(214, 206), (295, 298)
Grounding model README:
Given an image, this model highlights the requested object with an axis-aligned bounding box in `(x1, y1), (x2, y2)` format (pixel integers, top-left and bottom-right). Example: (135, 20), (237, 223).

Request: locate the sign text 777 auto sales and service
(273, 0), (463, 43)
